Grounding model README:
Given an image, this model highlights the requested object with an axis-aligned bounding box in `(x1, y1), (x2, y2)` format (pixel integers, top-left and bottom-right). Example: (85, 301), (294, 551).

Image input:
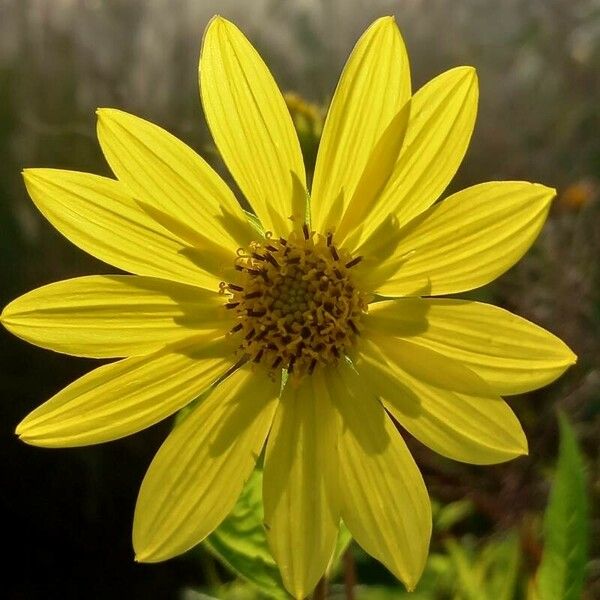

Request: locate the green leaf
(204, 469), (288, 599)
(355, 585), (432, 599)
(433, 498), (473, 532)
(536, 413), (589, 600)
(202, 467), (353, 598)
(483, 533), (521, 600)
(442, 532), (522, 600)
(182, 591), (222, 600)
(444, 538), (488, 600)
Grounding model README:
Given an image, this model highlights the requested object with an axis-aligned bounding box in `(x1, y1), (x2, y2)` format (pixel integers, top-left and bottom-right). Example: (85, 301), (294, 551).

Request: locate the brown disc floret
(221, 225), (369, 379)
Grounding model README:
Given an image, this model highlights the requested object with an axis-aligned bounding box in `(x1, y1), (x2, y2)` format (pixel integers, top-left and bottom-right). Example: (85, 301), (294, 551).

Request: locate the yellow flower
(2, 15), (575, 598)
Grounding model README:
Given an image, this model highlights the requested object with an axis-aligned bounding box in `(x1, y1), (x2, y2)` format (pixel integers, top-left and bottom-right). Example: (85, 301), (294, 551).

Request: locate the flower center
(221, 225), (368, 379)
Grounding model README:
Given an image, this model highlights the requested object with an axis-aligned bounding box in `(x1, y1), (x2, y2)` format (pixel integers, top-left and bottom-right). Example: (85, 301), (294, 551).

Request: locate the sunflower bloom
(2, 16), (575, 598)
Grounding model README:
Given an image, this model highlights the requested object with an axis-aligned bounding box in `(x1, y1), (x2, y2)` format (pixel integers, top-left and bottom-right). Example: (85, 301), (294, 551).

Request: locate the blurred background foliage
(0, 0), (598, 598)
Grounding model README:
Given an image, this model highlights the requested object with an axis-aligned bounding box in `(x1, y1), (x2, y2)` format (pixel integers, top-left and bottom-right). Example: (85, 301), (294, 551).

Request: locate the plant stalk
(343, 548), (357, 600)
(313, 576), (328, 600)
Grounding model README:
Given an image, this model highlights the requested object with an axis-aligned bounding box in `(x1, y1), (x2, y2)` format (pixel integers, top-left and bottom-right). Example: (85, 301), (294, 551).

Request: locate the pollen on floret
(220, 226), (369, 379)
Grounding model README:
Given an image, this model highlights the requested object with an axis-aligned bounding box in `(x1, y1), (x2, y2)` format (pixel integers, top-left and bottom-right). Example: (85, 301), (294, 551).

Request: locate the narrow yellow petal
(327, 363), (431, 590)
(200, 17), (306, 234)
(134, 367), (279, 562)
(367, 299), (577, 395)
(335, 101), (411, 246)
(263, 372), (340, 599)
(358, 181), (555, 296)
(96, 108), (254, 252)
(356, 335), (528, 464)
(354, 67), (478, 247)
(16, 335), (235, 447)
(1, 275), (229, 358)
(311, 16), (411, 234)
(23, 169), (221, 290)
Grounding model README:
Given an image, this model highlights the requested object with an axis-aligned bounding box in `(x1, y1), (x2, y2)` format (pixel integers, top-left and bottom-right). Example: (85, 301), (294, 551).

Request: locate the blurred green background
(0, 0), (598, 598)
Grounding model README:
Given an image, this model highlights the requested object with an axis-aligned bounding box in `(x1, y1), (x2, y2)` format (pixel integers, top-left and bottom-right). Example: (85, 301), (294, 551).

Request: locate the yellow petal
(335, 101), (411, 246)
(358, 181), (555, 296)
(263, 372), (339, 599)
(356, 335), (528, 464)
(311, 17), (411, 234)
(200, 17), (306, 234)
(16, 335), (235, 447)
(327, 363), (431, 590)
(134, 366), (279, 562)
(367, 298), (577, 395)
(1, 275), (229, 358)
(23, 169), (222, 290)
(353, 67), (478, 247)
(96, 109), (254, 252)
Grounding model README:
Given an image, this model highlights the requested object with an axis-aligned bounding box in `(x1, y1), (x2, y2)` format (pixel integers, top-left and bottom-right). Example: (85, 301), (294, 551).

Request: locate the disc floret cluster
(222, 225), (368, 378)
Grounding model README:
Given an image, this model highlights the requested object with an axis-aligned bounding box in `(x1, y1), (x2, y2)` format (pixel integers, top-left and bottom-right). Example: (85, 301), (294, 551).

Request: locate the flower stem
(343, 548), (357, 600)
(313, 576), (328, 600)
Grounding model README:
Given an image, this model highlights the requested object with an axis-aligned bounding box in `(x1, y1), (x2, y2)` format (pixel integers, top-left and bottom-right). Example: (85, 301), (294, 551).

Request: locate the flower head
(1, 15), (576, 598)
